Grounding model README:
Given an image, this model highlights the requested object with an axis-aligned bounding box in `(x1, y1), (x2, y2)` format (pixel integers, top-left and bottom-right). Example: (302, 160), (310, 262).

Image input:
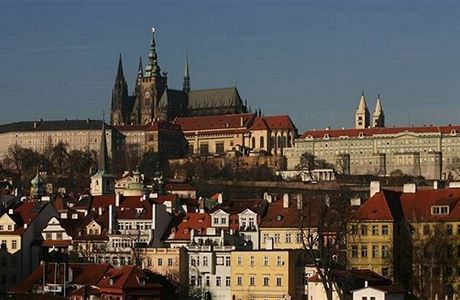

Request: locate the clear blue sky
(0, 0), (459, 132)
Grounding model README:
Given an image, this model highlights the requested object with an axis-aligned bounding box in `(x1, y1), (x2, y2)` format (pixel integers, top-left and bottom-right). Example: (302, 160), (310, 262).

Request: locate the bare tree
(298, 188), (352, 300)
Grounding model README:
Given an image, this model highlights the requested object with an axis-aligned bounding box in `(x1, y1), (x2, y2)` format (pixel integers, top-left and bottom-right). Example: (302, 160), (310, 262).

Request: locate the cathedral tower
(131, 27), (168, 125)
(183, 53), (191, 95)
(372, 94), (385, 128)
(355, 91), (370, 129)
(111, 54), (129, 125)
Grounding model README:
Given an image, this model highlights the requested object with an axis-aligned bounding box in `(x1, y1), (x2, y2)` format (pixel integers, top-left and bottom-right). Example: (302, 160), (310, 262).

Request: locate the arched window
(260, 136), (265, 148)
(252, 137), (256, 149)
(287, 134), (292, 147)
(271, 136), (275, 148)
(283, 136), (287, 147)
(277, 136), (282, 148)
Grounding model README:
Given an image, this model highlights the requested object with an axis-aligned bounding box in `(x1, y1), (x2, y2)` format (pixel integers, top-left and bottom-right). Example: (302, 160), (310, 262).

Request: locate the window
(296, 232), (302, 243)
(11, 240), (17, 250)
(252, 137), (256, 148)
(274, 233), (280, 243)
(158, 258), (162, 266)
(382, 245), (389, 258)
(276, 256), (282, 266)
(424, 225), (431, 235)
(0, 225), (3, 231)
(225, 256), (231, 266)
(237, 256), (242, 266)
(351, 245), (358, 258)
(249, 276), (255, 286)
(276, 277), (282, 286)
(203, 256), (208, 267)
(381, 225), (389, 235)
(372, 245), (379, 258)
(216, 276), (221, 286)
(372, 225), (379, 235)
(351, 225), (358, 235)
(382, 268), (389, 277)
(264, 256), (269, 266)
(46, 232), (52, 240)
(362, 297), (367, 300)
(168, 258), (173, 266)
(447, 224), (453, 235)
(263, 277), (269, 286)
(360, 225), (368, 235)
(7, 225), (12, 231)
(226, 276), (231, 286)
(361, 245), (368, 258)
(260, 136), (264, 148)
(199, 143), (209, 155)
(221, 217), (227, 225)
(285, 233), (291, 243)
(213, 217), (219, 225)
(250, 256), (255, 266)
(216, 142), (225, 154)
(263, 233), (269, 243)
(237, 276), (242, 286)
(56, 232), (63, 240)
(206, 276), (210, 286)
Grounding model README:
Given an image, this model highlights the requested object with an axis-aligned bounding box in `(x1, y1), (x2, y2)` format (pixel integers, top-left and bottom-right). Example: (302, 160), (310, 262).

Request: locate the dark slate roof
(0, 120), (106, 133)
(188, 87), (242, 109)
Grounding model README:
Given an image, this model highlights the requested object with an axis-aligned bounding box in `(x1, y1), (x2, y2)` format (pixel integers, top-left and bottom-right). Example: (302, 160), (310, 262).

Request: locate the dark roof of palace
(0, 120), (106, 133)
(188, 87), (242, 109)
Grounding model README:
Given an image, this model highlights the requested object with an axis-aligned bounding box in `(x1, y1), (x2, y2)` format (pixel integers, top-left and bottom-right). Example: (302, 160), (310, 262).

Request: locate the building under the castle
(284, 93), (460, 180)
(110, 28), (248, 126)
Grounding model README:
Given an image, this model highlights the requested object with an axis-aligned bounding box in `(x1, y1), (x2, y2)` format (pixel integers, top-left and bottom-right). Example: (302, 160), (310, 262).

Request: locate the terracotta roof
(210, 198), (267, 215)
(352, 190), (402, 222)
(0, 119), (106, 133)
(249, 117), (270, 130)
(259, 196), (303, 228)
(0, 201), (48, 235)
(98, 266), (162, 290)
(166, 212), (211, 241)
(41, 239), (72, 247)
(165, 183), (196, 191)
(10, 263), (111, 293)
(400, 188), (460, 222)
(176, 113), (255, 132)
(301, 124), (460, 139)
(263, 115), (297, 130)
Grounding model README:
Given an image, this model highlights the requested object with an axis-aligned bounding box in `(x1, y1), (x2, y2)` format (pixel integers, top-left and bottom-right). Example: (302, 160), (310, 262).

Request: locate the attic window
(431, 205), (449, 215)
(323, 134), (330, 139)
(451, 129), (457, 135)
(358, 132), (364, 138)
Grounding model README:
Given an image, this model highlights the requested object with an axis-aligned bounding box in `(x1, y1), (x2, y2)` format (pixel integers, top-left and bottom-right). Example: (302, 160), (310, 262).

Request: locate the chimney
(403, 183), (417, 193)
(199, 197), (205, 213)
(72, 213), (78, 219)
(296, 194), (303, 210)
(33, 121), (38, 128)
(283, 194), (289, 208)
(8, 209), (13, 215)
(218, 193), (223, 204)
(350, 197), (361, 206)
(370, 181), (381, 198)
(364, 280), (368, 288)
(115, 194), (121, 206)
(151, 204), (156, 230)
(433, 181), (438, 190)
(60, 212), (67, 219)
(263, 192), (272, 203)
(24, 223), (28, 229)
(98, 207), (103, 215)
(109, 205), (113, 234)
(240, 116), (244, 127)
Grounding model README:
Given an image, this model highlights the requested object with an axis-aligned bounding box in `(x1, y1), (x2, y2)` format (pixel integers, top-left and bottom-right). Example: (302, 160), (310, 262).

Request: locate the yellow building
(259, 194), (304, 250)
(140, 247), (188, 294)
(230, 249), (304, 300)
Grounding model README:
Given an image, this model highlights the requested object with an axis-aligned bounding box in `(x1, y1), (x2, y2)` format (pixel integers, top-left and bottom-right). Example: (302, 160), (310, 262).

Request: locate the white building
(352, 284), (406, 300)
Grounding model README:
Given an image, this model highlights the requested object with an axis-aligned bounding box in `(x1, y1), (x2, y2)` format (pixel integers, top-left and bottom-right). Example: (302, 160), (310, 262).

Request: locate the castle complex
(110, 28), (247, 125)
(284, 93), (460, 180)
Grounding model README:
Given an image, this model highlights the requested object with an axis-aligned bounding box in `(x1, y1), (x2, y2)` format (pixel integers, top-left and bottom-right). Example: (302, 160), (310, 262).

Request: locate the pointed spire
(357, 91), (368, 111)
(374, 94), (383, 114)
(137, 56), (144, 78)
(98, 119), (110, 173)
(116, 54), (124, 81)
(183, 52), (191, 94)
(144, 27), (160, 77)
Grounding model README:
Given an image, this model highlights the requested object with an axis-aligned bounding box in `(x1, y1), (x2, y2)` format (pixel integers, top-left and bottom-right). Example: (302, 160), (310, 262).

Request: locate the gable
(0, 213), (16, 226)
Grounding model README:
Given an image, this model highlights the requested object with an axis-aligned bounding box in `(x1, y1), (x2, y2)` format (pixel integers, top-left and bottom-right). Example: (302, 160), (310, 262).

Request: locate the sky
(0, 0), (459, 132)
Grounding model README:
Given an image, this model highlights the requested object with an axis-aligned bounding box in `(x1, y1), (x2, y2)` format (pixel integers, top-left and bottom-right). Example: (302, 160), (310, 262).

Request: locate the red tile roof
(98, 266), (162, 290)
(0, 201), (47, 235)
(249, 117), (270, 130)
(166, 212), (211, 241)
(352, 190), (402, 222)
(176, 113), (255, 132)
(259, 196), (303, 228)
(263, 115), (297, 130)
(165, 183), (196, 191)
(301, 124), (460, 139)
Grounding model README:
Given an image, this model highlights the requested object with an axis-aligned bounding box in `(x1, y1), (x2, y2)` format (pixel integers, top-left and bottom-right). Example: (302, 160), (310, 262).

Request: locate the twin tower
(355, 92), (385, 129)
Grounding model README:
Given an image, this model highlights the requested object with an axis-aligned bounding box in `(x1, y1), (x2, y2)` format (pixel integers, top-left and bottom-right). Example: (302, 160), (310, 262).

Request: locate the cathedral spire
(144, 27), (160, 77)
(137, 56), (144, 78)
(183, 52), (191, 94)
(116, 53), (124, 81)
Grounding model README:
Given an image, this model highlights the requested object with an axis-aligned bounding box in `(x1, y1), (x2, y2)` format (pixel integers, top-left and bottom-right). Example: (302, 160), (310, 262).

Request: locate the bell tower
(355, 91), (370, 129)
(372, 94), (385, 128)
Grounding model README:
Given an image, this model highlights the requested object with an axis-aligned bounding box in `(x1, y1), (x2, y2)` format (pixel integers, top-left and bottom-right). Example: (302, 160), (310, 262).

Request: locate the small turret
(144, 27), (161, 77)
(90, 121), (115, 196)
(30, 171), (44, 200)
(137, 56), (144, 78)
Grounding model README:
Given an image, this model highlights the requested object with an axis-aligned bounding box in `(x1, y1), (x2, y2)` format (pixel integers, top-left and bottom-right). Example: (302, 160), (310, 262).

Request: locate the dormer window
(358, 132), (365, 138)
(431, 205), (449, 215)
(451, 129), (457, 135)
(324, 134), (330, 139)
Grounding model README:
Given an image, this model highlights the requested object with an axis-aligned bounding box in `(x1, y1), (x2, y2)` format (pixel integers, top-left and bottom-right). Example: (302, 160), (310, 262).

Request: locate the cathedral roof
(188, 87), (242, 109)
(0, 120), (106, 133)
(176, 113), (255, 132)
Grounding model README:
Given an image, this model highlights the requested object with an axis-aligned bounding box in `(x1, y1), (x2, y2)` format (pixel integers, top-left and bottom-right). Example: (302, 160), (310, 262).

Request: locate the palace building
(284, 92), (460, 180)
(110, 28), (248, 126)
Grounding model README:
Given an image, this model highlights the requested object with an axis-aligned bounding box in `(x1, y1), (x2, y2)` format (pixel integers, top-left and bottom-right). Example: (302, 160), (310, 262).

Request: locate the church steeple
(355, 91), (370, 129)
(90, 120), (115, 196)
(137, 56), (144, 78)
(183, 53), (191, 94)
(372, 94), (385, 128)
(98, 121), (109, 174)
(144, 27), (161, 77)
(111, 54), (129, 125)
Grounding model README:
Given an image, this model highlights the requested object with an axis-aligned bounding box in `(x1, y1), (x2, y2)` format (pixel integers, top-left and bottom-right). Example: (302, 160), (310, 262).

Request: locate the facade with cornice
(284, 93), (460, 179)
